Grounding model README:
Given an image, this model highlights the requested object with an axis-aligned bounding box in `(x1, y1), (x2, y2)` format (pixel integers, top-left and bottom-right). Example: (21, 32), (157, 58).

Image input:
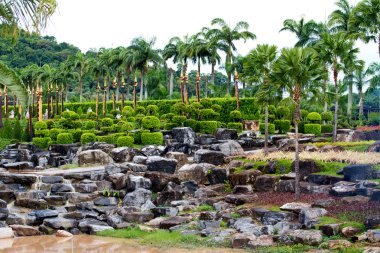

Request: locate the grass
(307, 141), (375, 148)
(0, 138), (15, 151)
(97, 227), (227, 248)
(316, 216), (365, 233)
(314, 161), (348, 176)
(344, 144), (371, 152)
(192, 205), (215, 212)
(253, 244), (314, 253)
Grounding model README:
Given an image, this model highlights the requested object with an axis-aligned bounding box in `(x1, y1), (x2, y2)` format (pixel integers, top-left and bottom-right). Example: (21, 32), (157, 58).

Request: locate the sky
(44, 0), (378, 71)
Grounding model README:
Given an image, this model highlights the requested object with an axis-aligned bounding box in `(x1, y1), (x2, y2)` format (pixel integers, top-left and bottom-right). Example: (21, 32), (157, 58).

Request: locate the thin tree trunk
(242, 82), (246, 98)
(140, 74), (144, 101)
(378, 33), (380, 59)
(294, 82), (300, 200)
(333, 68), (339, 143)
(347, 77), (353, 123)
(145, 85), (148, 100)
(226, 47), (232, 96)
(79, 72), (83, 102)
(359, 88), (363, 118)
(65, 82), (68, 102)
(211, 62), (215, 84)
(205, 76), (208, 98)
(264, 103), (268, 155)
(169, 68), (174, 99)
(116, 71), (121, 101)
(0, 93), (3, 129)
(235, 77), (240, 110)
(126, 73), (130, 100)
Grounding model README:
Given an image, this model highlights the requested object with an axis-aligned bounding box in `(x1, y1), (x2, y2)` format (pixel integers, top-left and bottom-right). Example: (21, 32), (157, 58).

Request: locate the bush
(301, 109), (309, 120)
(61, 111), (71, 119)
(68, 129), (83, 142)
(135, 106), (146, 115)
(273, 120), (291, 134)
(199, 121), (220, 134)
(161, 113), (175, 122)
(321, 111), (333, 122)
(101, 118), (114, 127)
(184, 119), (198, 132)
(141, 132), (163, 145)
(81, 133), (96, 144)
(164, 123), (178, 130)
(368, 112), (380, 126)
(34, 121), (47, 130)
(211, 104), (221, 113)
(259, 123), (275, 134)
(307, 112), (321, 122)
(259, 114), (276, 123)
(227, 122), (243, 133)
(56, 133), (74, 144)
(69, 111), (80, 120)
(129, 129), (150, 144)
(277, 106), (290, 119)
(172, 115), (186, 125)
(49, 128), (62, 141)
(146, 105), (159, 116)
(35, 129), (49, 137)
(321, 124), (333, 133)
(122, 106), (135, 117)
(230, 110), (242, 122)
(127, 116), (136, 122)
(32, 137), (51, 149)
(97, 135), (113, 144)
(199, 109), (219, 121)
(117, 136), (134, 147)
(304, 124), (322, 135)
(142, 116), (160, 130)
(84, 120), (97, 130)
(171, 102), (186, 115)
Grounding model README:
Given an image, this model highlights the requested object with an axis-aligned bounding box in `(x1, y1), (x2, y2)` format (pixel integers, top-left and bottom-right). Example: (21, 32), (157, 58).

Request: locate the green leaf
(0, 61), (27, 110)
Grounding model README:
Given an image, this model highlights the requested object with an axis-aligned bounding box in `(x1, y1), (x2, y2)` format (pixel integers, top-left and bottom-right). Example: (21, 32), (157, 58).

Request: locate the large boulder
(122, 188), (152, 208)
(2, 162), (34, 170)
(78, 218), (113, 234)
(194, 150), (225, 166)
(207, 168), (228, 185)
(110, 147), (137, 163)
(254, 175), (277, 192)
(177, 163), (214, 184)
(218, 140), (244, 156)
(0, 227), (14, 239)
(291, 159), (321, 178)
(299, 208), (327, 228)
(165, 152), (188, 169)
(77, 149), (114, 166)
(229, 170), (262, 187)
(0, 174), (37, 184)
(172, 127), (196, 145)
(146, 156), (177, 174)
(43, 217), (78, 230)
(215, 128), (238, 140)
(127, 175), (151, 191)
(144, 171), (180, 192)
(277, 229), (323, 245)
(367, 229), (380, 243)
(9, 225), (41, 236)
(156, 182), (183, 206)
(343, 164), (374, 181)
(307, 174), (343, 185)
(330, 182), (356, 197)
(367, 141), (380, 152)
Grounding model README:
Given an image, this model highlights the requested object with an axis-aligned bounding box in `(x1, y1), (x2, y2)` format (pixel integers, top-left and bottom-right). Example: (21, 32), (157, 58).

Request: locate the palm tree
(244, 44), (278, 155)
(273, 47), (325, 199)
(119, 47), (134, 100)
(329, 0), (356, 33)
(66, 52), (88, 102)
(353, 63), (370, 119)
(108, 47), (126, 101)
(202, 27), (223, 86)
(368, 62), (380, 118)
(280, 18), (320, 47)
(208, 18), (256, 95)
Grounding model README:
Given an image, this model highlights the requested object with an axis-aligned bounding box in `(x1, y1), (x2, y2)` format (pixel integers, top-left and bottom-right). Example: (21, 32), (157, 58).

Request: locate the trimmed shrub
(35, 129), (49, 137)
(135, 106), (146, 115)
(127, 116), (136, 122)
(299, 121), (306, 133)
(69, 111), (80, 120)
(277, 106), (290, 119)
(172, 116), (186, 125)
(184, 119), (198, 132)
(122, 106), (135, 117)
(32, 137), (51, 149)
(81, 133), (96, 144)
(111, 133), (124, 144)
(164, 123), (178, 130)
(171, 102), (186, 115)
(199, 109), (219, 121)
(146, 105), (159, 116)
(34, 121), (47, 130)
(45, 120), (55, 129)
(227, 122), (243, 133)
(273, 120), (291, 134)
(57, 133), (74, 144)
(141, 132), (163, 145)
(304, 124), (322, 135)
(101, 118), (114, 127)
(301, 109), (309, 120)
(49, 128), (62, 141)
(68, 129), (83, 142)
(161, 113), (175, 122)
(129, 129), (149, 144)
(87, 111), (97, 120)
(61, 111), (71, 119)
(321, 124), (333, 133)
(230, 110), (242, 122)
(268, 105), (277, 115)
(97, 135), (113, 144)
(142, 116), (160, 130)
(259, 114), (276, 123)
(259, 123), (275, 134)
(117, 136), (134, 147)
(321, 111), (333, 122)
(307, 112), (322, 123)
(199, 121), (220, 134)
(100, 126), (112, 133)
(211, 104), (222, 113)
(84, 121), (97, 130)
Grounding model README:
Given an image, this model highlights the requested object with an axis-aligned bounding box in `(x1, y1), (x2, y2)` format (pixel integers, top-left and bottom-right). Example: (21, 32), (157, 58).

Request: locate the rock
(177, 163), (214, 184)
(254, 175), (277, 192)
(152, 207), (178, 218)
(319, 145), (345, 152)
(231, 233), (256, 248)
(30, 210), (59, 221)
(277, 229), (322, 245)
(218, 140), (244, 156)
(307, 174), (343, 185)
(320, 224), (340, 236)
(0, 227), (14, 239)
(0, 173), (37, 184)
(146, 156), (177, 174)
(15, 199), (48, 209)
(312, 198), (336, 208)
(215, 128), (238, 140)
(363, 247), (380, 253)
(365, 215), (380, 229)
(0, 190), (15, 202)
(159, 216), (188, 229)
(343, 164), (374, 181)
(144, 171), (180, 192)
(248, 235), (275, 248)
(280, 202), (311, 213)
(233, 185), (253, 194)
(372, 190), (380, 201)
(56, 230), (73, 237)
(172, 127), (196, 145)
(78, 149), (114, 166)
(132, 156), (147, 164)
(82, 142), (116, 154)
(367, 141), (380, 152)
(78, 218), (113, 234)
(2, 161), (34, 170)
(156, 182), (183, 206)
(367, 229), (380, 243)
(342, 195), (369, 204)
(105, 164), (123, 175)
(194, 150), (225, 166)
(108, 173), (128, 190)
(225, 194), (257, 205)
(41, 176), (63, 184)
(94, 197), (118, 206)
(342, 226), (361, 238)
(110, 147), (137, 163)
(330, 181), (356, 197)
(328, 239), (352, 249)
(261, 211), (294, 225)
(165, 152), (188, 169)
(299, 208), (327, 228)
(181, 181), (198, 194)
(291, 159), (321, 178)
(73, 182), (98, 193)
(6, 213), (25, 225)
(122, 188), (152, 208)
(51, 183), (74, 193)
(123, 212), (154, 223)
(229, 170), (262, 187)
(126, 162), (148, 172)
(207, 168), (228, 185)
(10, 225), (41, 236)
(127, 175), (151, 191)
(43, 217), (77, 230)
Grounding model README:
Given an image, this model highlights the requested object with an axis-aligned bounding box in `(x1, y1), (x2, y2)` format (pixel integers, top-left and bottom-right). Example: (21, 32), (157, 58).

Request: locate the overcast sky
(44, 0), (378, 71)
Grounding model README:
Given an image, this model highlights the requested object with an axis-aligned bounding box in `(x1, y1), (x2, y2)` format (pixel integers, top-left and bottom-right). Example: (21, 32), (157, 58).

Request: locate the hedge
(307, 112), (322, 122)
(81, 133), (96, 144)
(34, 121), (47, 130)
(57, 133), (74, 144)
(199, 109), (219, 121)
(321, 124), (333, 133)
(164, 123), (178, 130)
(83, 121), (97, 130)
(49, 128), (62, 141)
(229, 110), (242, 122)
(101, 118), (114, 127)
(172, 115), (186, 125)
(33, 137), (51, 149)
(129, 129), (150, 144)
(304, 124), (322, 135)
(97, 135), (113, 144)
(259, 123), (275, 134)
(227, 122), (243, 133)
(142, 116), (160, 130)
(199, 121), (220, 134)
(117, 136), (134, 147)
(184, 119), (198, 132)
(273, 120), (291, 134)
(141, 132), (163, 145)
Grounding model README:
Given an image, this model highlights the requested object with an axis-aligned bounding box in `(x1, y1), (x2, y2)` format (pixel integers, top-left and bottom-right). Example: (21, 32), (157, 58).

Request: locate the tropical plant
(279, 18), (320, 47)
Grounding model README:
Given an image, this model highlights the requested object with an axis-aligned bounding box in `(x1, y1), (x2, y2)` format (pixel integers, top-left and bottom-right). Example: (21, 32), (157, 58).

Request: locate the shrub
(321, 111), (333, 122)
(121, 122), (134, 132)
(122, 106), (135, 117)
(57, 133), (74, 144)
(87, 111), (97, 120)
(117, 136), (134, 147)
(35, 129), (49, 137)
(277, 106), (290, 119)
(100, 126), (112, 133)
(32, 137), (51, 149)
(184, 119), (198, 132)
(299, 121), (306, 133)
(230, 110), (242, 122)
(321, 124), (333, 133)
(259, 123), (275, 134)
(227, 122), (243, 133)
(172, 116), (186, 125)
(135, 106), (146, 115)
(141, 132), (163, 145)
(164, 123), (178, 130)
(307, 112), (321, 122)
(301, 109), (309, 120)
(84, 120), (97, 130)
(61, 111), (71, 119)
(199, 121), (220, 134)
(81, 133), (96, 144)
(129, 129), (150, 144)
(199, 109), (219, 121)
(211, 104), (222, 113)
(45, 119), (55, 129)
(69, 111), (80, 120)
(304, 124), (321, 135)
(97, 135), (113, 144)
(171, 102), (186, 115)
(101, 118), (114, 127)
(49, 128), (62, 141)
(77, 107), (83, 115)
(146, 105), (159, 116)
(68, 129), (83, 142)
(127, 116), (136, 122)
(111, 133), (124, 144)
(34, 121), (47, 130)
(368, 112), (380, 126)
(142, 116), (160, 130)
(259, 114), (276, 123)
(268, 105), (277, 115)
(273, 120), (291, 134)
(161, 113), (175, 122)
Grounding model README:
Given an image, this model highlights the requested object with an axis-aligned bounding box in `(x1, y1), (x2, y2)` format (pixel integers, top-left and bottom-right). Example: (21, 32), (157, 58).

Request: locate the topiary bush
(141, 132), (163, 145)
(276, 106), (290, 119)
(142, 116), (160, 130)
(321, 111), (333, 122)
(301, 109), (309, 120)
(268, 105), (277, 115)
(49, 128), (62, 141)
(128, 129), (150, 144)
(199, 121), (220, 134)
(161, 113), (175, 122)
(101, 118), (114, 127)
(273, 120), (291, 134)
(184, 119), (198, 132)
(199, 109), (219, 121)
(32, 137), (51, 149)
(211, 104), (222, 113)
(122, 106), (135, 117)
(227, 122), (243, 133)
(34, 121), (47, 130)
(87, 111), (97, 120)
(307, 112), (321, 123)
(97, 135), (113, 144)
(304, 124), (321, 135)
(172, 115), (186, 126)
(81, 133), (96, 144)
(146, 105), (159, 116)
(321, 124), (333, 133)
(135, 106), (146, 115)
(230, 110), (242, 122)
(164, 123), (178, 130)
(56, 133), (74, 144)
(259, 123), (275, 134)
(83, 120), (97, 130)
(117, 136), (134, 147)
(127, 116), (136, 122)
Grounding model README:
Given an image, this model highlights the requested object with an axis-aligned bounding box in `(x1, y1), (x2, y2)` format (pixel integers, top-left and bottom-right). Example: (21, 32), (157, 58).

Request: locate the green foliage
(273, 120), (291, 134)
(321, 111), (333, 122)
(164, 123), (178, 130)
(268, 105), (277, 115)
(172, 115), (186, 125)
(304, 124), (321, 135)
(97, 135), (113, 144)
(87, 111), (96, 120)
(193, 205), (215, 212)
(56, 133), (74, 144)
(161, 113), (175, 122)
(184, 119), (198, 132)
(259, 123), (275, 134)
(307, 112), (322, 122)
(321, 124), (333, 133)
(34, 121), (47, 130)
(199, 109), (219, 121)
(127, 116), (136, 122)
(13, 120), (22, 140)
(368, 112), (380, 126)
(301, 109), (309, 120)
(33, 137), (51, 149)
(199, 121), (220, 134)
(142, 116), (160, 130)
(101, 118), (114, 127)
(135, 106), (146, 115)
(276, 106), (290, 119)
(211, 104), (221, 113)
(229, 110), (242, 121)
(49, 128), (62, 141)
(122, 106), (135, 117)
(83, 120), (97, 130)
(141, 132), (163, 145)
(117, 136), (134, 147)
(227, 122), (243, 133)
(129, 129), (150, 144)
(80, 133), (96, 144)
(146, 105), (159, 116)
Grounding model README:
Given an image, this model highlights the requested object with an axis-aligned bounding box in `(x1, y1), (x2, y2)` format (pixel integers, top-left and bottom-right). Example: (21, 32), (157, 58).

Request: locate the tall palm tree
(280, 18), (320, 47)
(119, 47), (134, 100)
(368, 62), (380, 118)
(202, 27), (224, 86)
(66, 52), (88, 102)
(273, 47), (325, 199)
(329, 0), (356, 33)
(108, 47), (126, 101)
(208, 18), (256, 94)
(353, 62), (370, 119)
(244, 44), (278, 155)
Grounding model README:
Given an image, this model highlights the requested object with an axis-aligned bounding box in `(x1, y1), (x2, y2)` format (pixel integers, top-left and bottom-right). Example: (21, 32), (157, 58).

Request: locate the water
(0, 235), (248, 253)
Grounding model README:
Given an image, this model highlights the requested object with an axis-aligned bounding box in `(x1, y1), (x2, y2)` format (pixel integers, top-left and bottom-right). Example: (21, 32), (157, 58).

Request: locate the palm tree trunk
(79, 76), (83, 102)
(264, 103), (268, 155)
(234, 77), (240, 110)
(378, 33), (380, 59)
(211, 62), (215, 84)
(205, 76), (208, 98)
(294, 82), (301, 200)
(65, 82), (68, 102)
(347, 77), (353, 123)
(0, 93), (3, 129)
(126, 73), (130, 100)
(359, 88), (363, 118)
(169, 68), (174, 99)
(116, 71), (121, 101)
(333, 68), (339, 143)
(144, 83), (148, 100)
(140, 74), (144, 101)
(242, 82), (246, 98)
(226, 47), (232, 96)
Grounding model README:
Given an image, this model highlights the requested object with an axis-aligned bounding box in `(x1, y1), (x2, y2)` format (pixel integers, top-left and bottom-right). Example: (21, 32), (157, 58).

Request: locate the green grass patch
(344, 145), (371, 152)
(308, 140), (375, 148)
(254, 244), (314, 253)
(192, 205), (215, 212)
(374, 165), (380, 171)
(0, 138), (16, 151)
(316, 216), (366, 233)
(314, 161), (348, 176)
(315, 216), (340, 229)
